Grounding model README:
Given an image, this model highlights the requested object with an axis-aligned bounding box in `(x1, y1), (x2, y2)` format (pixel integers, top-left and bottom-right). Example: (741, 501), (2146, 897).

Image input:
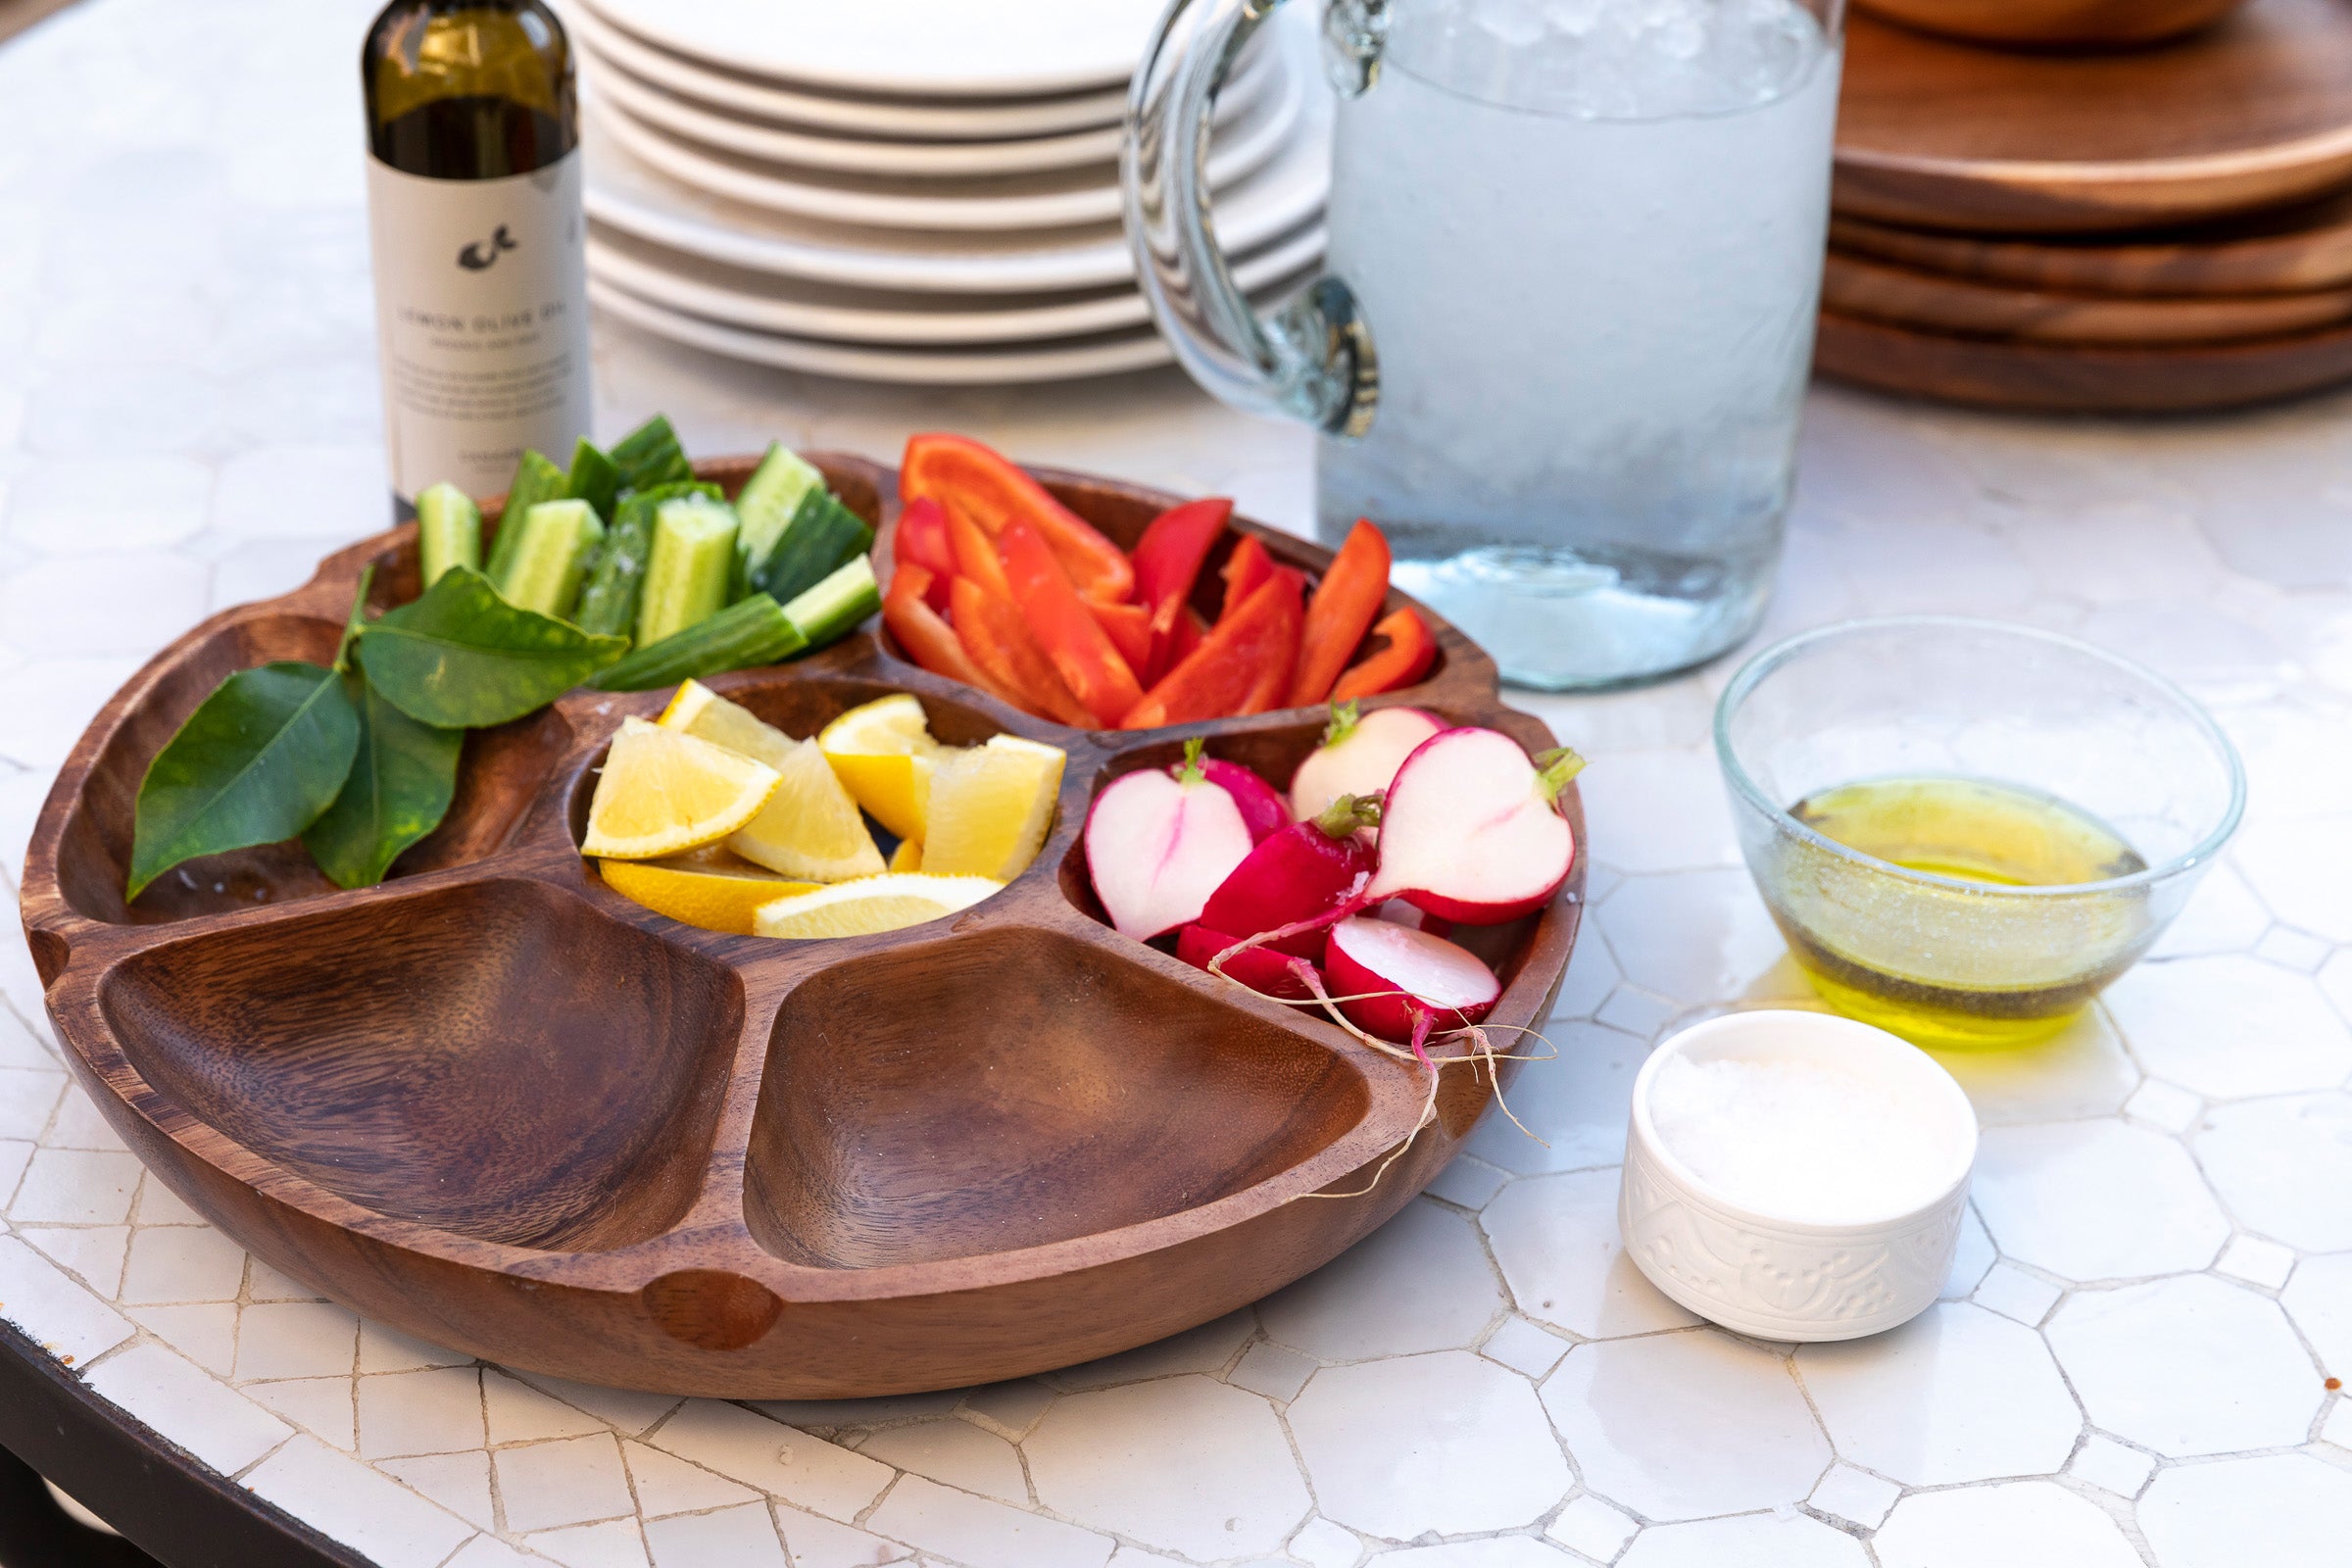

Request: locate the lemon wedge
(888, 837), (924, 873)
(919, 734), (1066, 882)
(751, 873), (1003, 940)
(659, 679), (794, 767)
(658, 678), (886, 882)
(580, 717), (780, 860)
(818, 693), (947, 841)
(600, 856), (819, 935)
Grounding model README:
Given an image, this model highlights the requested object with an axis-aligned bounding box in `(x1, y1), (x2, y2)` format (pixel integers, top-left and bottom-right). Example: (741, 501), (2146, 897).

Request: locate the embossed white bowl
(1619, 1010), (1979, 1343)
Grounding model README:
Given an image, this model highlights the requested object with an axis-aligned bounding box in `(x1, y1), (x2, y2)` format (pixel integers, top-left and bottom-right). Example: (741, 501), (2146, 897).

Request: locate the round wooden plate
(1830, 192), (2352, 298)
(15, 458), (1583, 1399)
(1814, 307), (2352, 411)
(1823, 250), (2352, 344)
(1838, 0), (2352, 233)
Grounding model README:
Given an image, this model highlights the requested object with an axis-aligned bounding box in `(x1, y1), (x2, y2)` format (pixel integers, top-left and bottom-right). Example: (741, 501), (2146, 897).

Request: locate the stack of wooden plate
(1820, 0), (2352, 412)
(560, 0), (1329, 384)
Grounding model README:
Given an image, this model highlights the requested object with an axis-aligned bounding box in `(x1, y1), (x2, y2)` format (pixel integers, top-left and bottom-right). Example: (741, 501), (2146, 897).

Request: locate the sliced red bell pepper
(946, 504), (1014, 601)
(1219, 535), (1276, 619)
(1289, 518), (1393, 707)
(1131, 498), (1230, 620)
(996, 518), (1144, 726)
(1165, 606), (1207, 670)
(1239, 570), (1304, 715)
(883, 564), (1004, 701)
(951, 576), (1096, 728)
(891, 498), (956, 612)
(1121, 571), (1305, 729)
(1090, 599), (1152, 675)
(1331, 608), (1437, 701)
(902, 433), (1135, 603)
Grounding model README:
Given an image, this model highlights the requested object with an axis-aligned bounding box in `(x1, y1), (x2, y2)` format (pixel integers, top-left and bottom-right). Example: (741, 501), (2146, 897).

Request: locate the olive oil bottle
(363, 1), (592, 514)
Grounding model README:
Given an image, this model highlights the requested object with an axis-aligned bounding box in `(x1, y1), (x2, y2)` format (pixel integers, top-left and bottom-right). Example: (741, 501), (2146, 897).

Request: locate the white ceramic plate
(582, 0), (1166, 99)
(581, 74), (1331, 293)
(591, 277), (1179, 383)
(586, 56), (1300, 233)
(579, 33), (1275, 179)
(586, 220), (1325, 345)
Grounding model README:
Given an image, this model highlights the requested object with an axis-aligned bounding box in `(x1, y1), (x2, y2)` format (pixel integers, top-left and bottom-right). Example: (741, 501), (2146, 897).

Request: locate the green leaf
(302, 671), (463, 889)
(333, 564), (375, 675)
(128, 662), (361, 902)
(354, 565), (626, 728)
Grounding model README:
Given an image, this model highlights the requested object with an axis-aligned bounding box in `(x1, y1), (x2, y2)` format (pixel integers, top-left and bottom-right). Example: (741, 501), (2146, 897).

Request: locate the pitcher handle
(1124, 0), (1381, 437)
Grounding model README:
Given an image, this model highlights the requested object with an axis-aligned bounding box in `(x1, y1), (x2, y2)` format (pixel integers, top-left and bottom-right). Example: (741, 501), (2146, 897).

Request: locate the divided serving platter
(17, 458), (1584, 1398)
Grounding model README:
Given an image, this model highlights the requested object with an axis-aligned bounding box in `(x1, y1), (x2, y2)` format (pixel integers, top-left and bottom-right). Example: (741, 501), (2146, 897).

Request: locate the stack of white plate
(560, 0), (1331, 384)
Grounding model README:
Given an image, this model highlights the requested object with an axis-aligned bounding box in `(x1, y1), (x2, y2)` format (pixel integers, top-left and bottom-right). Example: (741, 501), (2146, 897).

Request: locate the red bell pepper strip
(891, 498), (956, 612)
(1131, 498), (1230, 620)
(1090, 599), (1153, 675)
(1238, 570), (1304, 715)
(1165, 606), (1207, 670)
(946, 504), (1014, 601)
(1288, 518), (1393, 707)
(1121, 571), (1305, 729)
(902, 433), (1135, 604)
(996, 518), (1145, 726)
(883, 564), (1005, 702)
(951, 576), (1096, 728)
(1331, 608), (1438, 701)
(1219, 536), (1276, 619)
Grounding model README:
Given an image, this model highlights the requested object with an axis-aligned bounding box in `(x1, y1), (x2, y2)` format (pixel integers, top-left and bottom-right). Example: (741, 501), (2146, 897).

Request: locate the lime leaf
(128, 662), (361, 901)
(355, 565), (625, 728)
(302, 670), (463, 889)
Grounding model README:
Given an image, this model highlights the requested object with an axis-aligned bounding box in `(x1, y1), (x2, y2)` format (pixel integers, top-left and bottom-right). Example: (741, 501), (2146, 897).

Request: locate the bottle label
(365, 150), (593, 504)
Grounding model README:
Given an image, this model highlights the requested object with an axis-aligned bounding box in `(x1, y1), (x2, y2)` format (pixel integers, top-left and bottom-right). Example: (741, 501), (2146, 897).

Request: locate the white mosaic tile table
(6, 0), (2352, 1565)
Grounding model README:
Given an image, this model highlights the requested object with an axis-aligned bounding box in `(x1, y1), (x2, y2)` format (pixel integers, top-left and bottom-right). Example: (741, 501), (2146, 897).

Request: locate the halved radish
(1372, 897), (1453, 940)
(1365, 727), (1581, 925)
(1289, 702), (1443, 824)
(1199, 794), (1378, 956)
(1201, 757), (1289, 844)
(1325, 914), (1500, 1045)
(1085, 742), (1252, 941)
(1176, 923), (1320, 1002)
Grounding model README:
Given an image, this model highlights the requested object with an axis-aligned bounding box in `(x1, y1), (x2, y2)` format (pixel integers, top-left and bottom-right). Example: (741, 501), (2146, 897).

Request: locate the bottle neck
(365, 0), (575, 176)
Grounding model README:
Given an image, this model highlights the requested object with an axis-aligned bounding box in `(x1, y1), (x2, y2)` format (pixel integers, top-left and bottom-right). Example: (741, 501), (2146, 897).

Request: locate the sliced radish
(1176, 923), (1320, 1002)
(1373, 897), (1453, 940)
(1289, 702), (1444, 824)
(1085, 743), (1253, 941)
(1325, 914), (1500, 1044)
(1366, 727), (1580, 925)
(1200, 757), (1289, 844)
(1199, 794), (1378, 957)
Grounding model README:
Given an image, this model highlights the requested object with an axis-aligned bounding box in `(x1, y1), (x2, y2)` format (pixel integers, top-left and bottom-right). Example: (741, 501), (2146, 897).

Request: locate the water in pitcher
(1319, 0), (1841, 689)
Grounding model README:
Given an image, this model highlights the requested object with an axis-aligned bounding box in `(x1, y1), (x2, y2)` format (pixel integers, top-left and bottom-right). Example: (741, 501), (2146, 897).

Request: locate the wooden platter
(1822, 251), (2352, 344)
(1830, 192), (2352, 299)
(1837, 0), (2352, 233)
(1814, 307), (2352, 411)
(1851, 0), (2247, 48)
(15, 457), (1583, 1398)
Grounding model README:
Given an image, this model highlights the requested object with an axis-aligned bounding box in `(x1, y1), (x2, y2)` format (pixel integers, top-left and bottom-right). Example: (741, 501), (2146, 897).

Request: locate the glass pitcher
(1124, 0), (1845, 690)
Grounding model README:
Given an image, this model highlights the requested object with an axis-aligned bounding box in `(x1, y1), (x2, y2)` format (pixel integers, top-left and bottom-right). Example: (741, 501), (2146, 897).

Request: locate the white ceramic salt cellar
(1619, 1009), (1979, 1342)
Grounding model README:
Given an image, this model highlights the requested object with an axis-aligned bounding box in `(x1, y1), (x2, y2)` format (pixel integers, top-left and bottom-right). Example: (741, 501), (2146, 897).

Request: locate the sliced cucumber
(780, 555), (881, 651)
(610, 414), (693, 493)
(589, 594), (808, 692)
(415, 482), (481, 587)
(731, 442), (826, 595)
(751, 489), (876, 608)
(485, 449), (567, 583)
(564, 437), (621, 523)
(637, 496), (739, 646)
(574, 480), (720, 640)
(493, 499), (605, 620)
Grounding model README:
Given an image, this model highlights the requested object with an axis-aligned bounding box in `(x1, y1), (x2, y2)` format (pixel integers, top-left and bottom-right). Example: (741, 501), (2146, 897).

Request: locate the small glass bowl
(1714, 616), (2245, 1051)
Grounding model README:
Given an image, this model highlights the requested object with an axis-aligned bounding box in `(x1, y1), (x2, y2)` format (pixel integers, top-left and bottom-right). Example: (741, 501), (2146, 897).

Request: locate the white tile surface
(0, 1232), (131, 1364)
(1464, 1021), (1648, 1176)
(2215, 1235), (2298, 1291)
(1543, 1332), (1828, 1521)
(863, 1476), (1111, 1568)
(2104, 956), (2352, 1099)
(1359, 1541), (1574, 1568)
(623, 1441), (761, 1519)
(2139, 1453), (2352, 1568)
(246, 1377), (357, 1451)
(1287, 1516), (1363, 1568)
(1026, 1375), (1305, 1557)
(2280, 1251), (2352, 1378)
(1483, 1168), (1701, 1339)
(1613, 1512), (1870, 1568)
(522, 1518), (650, 1568)
(1480, 1315), (1571, 1379)
(1805, 1462), (1901, 1530)
(647, 1401), (894, 1524)
(1257, 1198), (1502, 1360)
(2068, 1434), (2158, 1498)
(1972, 1263), (2063, 1327)
(358, 1367), (483, 1459)
(1290, 1349), (1571, 1537)
(82, 1342), (290, 1474)
(120, 1224), (247, 1305)
(1873, 1481), (2140, 1568)
(1923, 1008), (2139, 1127)
(858, 1418), (1027, 1507)
(1972, 1121), (2229, 1281)
(1544, 1494), (1640, 1560)
(2046, 1276), (2321, 1456)
(234, 1300), (358, 1383)
(494, 1435), (637, 1534)
(644, 1502), (788, 1568)
(380, 1451), (496, 1532)
(241, 1436), (474, 1568)
(1227, 1340), (1318, 1401)
(2194, 1092), (2352, 1251)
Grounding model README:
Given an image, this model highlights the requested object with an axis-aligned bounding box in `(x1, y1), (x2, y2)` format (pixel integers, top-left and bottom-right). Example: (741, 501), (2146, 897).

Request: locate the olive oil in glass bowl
(1715, 617), (2244, 1050)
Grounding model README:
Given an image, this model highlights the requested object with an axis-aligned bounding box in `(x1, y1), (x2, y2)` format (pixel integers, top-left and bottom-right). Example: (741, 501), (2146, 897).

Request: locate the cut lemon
(889, 837), (924, 873)
(580, 717), (780, 860)
(600, 857), (819, 935)
(659, 679), (795, 768)
(729, 738), (888, 882)
(751, 873), (1003, 940)
(920, 734), (1066, 882)
(818, 693), (947, 841)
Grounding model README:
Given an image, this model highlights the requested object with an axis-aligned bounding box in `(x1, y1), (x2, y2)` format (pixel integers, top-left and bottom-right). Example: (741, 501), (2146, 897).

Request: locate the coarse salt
(1647, 1051), (1962, 1223)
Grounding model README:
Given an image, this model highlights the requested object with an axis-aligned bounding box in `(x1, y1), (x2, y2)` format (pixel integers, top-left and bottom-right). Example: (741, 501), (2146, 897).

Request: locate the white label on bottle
(365, 150), (593, 505)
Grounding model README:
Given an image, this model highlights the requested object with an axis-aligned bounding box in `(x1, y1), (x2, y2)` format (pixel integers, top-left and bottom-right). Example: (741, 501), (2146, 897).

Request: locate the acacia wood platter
(15, 456), (1583, 1398)
(1814, 307), (2352, 411)
(1822, 250), (2352, 345)
(1837, 0), (2352, 234)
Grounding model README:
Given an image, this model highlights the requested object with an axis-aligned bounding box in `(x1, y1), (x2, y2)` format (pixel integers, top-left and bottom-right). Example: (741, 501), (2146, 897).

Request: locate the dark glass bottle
(363, 2), (592, 513)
